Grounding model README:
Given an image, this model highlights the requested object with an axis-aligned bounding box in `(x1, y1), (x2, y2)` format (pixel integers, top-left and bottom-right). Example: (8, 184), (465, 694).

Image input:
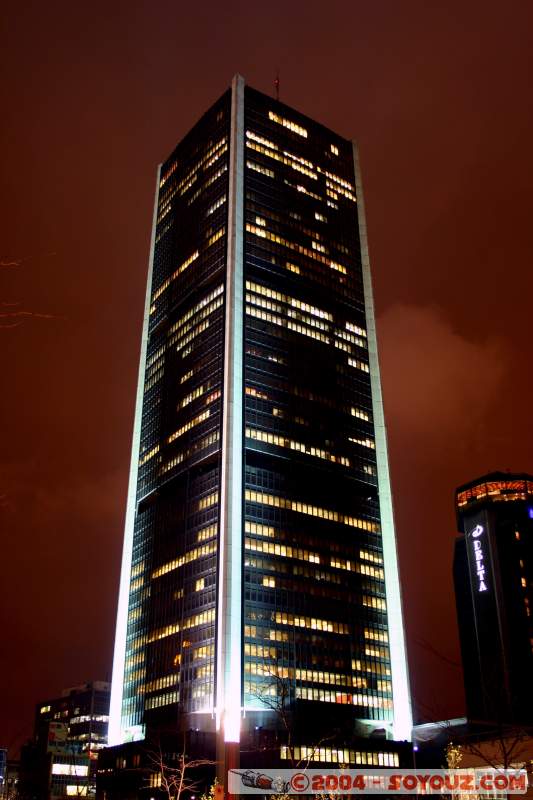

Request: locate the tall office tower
(109, 75), (411, 767)
(454, 472), (533, 724)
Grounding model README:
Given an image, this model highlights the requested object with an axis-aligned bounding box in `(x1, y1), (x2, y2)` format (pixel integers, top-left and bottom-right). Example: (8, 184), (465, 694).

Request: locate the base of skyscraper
(97, 713), (413, 800)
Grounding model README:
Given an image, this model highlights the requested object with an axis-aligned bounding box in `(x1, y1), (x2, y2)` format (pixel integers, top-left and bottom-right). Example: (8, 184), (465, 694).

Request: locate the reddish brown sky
(1, 0), (533, 754)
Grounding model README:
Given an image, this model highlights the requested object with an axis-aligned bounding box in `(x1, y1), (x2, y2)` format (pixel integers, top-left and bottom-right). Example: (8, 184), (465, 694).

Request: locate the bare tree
(248, 666), (336, 770)
(145, 738), (215, 800)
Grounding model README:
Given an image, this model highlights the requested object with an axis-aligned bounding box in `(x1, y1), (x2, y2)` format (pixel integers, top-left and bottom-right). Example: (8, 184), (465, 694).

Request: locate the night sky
(2, 0), (533, 754)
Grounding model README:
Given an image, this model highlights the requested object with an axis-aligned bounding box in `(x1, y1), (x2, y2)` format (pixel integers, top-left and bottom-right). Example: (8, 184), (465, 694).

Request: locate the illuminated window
(246, 426), (351, 467)
(245, 489), (380, 533)
(152, 537), (217, 579)
(268, 111), (308, 137)
(40, 705), (51, 714)
(195, 578), (205, 591)
(52, 764), (89, 777)
(330, 144), (339, 155)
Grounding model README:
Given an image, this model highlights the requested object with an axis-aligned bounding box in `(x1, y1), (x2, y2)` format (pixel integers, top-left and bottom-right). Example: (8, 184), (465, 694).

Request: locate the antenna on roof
(274, 69), (280, 101)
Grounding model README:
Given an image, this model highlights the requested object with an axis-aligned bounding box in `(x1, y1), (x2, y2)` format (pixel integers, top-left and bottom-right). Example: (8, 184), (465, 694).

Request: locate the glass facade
(109, 77), (411, 750)
(242, 87), (391, 720)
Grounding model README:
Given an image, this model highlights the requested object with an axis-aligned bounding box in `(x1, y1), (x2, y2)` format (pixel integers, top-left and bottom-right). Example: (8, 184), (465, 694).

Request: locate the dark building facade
(108, 75), (411, 775)
(454, 472), (533, 724)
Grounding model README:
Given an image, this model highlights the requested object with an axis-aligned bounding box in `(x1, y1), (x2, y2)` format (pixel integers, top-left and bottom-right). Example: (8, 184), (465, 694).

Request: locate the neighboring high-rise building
(19, 681), (110, 800)
(108, 74), (411, 772)
(454, 472), (533, 723)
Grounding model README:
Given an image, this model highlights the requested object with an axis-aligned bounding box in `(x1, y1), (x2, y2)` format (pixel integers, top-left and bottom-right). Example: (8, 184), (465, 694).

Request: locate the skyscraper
(108, 74), (411, 768)
(454, 472), (533, 723)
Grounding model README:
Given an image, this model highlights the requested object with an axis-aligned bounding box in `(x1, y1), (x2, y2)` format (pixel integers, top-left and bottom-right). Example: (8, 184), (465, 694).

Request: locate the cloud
(377, 304), (507, 460)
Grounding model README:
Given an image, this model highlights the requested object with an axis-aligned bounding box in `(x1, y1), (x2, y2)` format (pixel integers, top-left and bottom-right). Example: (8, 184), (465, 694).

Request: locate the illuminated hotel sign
(470, 524), (488, 592)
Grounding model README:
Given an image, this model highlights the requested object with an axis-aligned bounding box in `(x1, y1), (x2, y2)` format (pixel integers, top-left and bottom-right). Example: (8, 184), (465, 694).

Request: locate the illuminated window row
(245, 489), (380, 533)
(247, 288), (366, 356)
(245, 521), (278, 540)
(145, 691), (179, 710)
(247, 305), (330, 345)
(247, 140), (317, 181)
(296, 668), (367, 689)
(336, 328), (366, 348)
(129, 575), (145, 592)
(170, 299), (224, 356)
(268, 110), (308, 137)
(155, 218), (174, 244)
(187, 164), (228, 206)
(193, 643), (214, 660)
(175, 137), (227, 195)
(158, 137), (227, 219)
(123, 667), (145, 685)
(197, 491), (218, 511)
(164, 283), (224, 340)
(274, 611), (350, 635)
(363, 594), (387, 611)
(244, 643), (278, 658)
(159, 430), (220, 476)
(296, 686), (392, 709)
(144, 364), (164, 392)
(320, 167), (355, 193)
(365, 645), (390, 659)
(280, 745), (399, 767)
(206, 225), (225, 247)
(128, 607), (142, 623)
(151, 539), (217, 579)
(351, 407), (371, 421)
(148, 608), (215, 642)
(179, 384), (208, 409)
(139, 444), (159, 467)
(246, 536), (321, 565)
(283, 177), (323, 203)
(159, 159), (177, 188)
(152, 250), (199, 304)
(325, 177), (356, 202)
(247, 159), (275, 178)
(245, 385), (270, 400)
(246, 279), (333, 321)
(206, 195), (226, 216)
(124, 651), (145, 670)
(244, 664), (370, 689)
(246, 426), (351, 467)
(352, 659), (391, 677)
(169, 410), (211, 443)
(141, 673), (178, 695)
(349, 436), (376, 450)
(346, 321), (367, 337)
(131, 560), (144, 579)
(348, 357), (370, 373)
(248, 129), (355, 200)
(247, 223), (347, 275)
(51, 764), (89, 777)
(196, 664), (213, 680)
(330, 557), (384, 580)
(197, 523), (217, 542)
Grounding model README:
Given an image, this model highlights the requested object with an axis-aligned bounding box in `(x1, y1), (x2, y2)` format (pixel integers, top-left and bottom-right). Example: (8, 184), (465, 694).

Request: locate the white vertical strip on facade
(352, 143), (413, 741)
(108, 167), (161, 746)
(216, 74), (245, 743)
